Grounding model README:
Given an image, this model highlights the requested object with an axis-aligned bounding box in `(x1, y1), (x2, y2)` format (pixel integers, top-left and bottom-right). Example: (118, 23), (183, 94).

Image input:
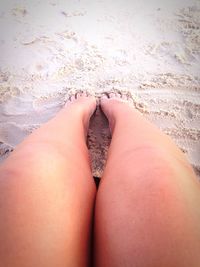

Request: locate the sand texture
(0, 0), (199, 178)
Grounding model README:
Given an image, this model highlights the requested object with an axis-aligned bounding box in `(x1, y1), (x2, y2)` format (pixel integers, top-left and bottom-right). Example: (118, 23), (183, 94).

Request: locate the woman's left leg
(0, 93), (96, 267)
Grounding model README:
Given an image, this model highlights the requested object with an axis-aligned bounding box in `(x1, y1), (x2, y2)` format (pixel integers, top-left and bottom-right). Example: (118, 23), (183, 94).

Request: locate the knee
(0, 146), (66, 189)
(102, 146), (191, 211)
(124, 144), (193, 179)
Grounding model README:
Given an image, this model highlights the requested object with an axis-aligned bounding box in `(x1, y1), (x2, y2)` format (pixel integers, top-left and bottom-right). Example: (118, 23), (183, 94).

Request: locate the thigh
(0, 95), (97, 267)
(0, 145), (96, 267)
(94, 147), (200, 267)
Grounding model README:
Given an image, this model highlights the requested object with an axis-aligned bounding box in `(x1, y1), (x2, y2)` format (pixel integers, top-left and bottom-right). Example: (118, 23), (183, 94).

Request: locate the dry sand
(0, 0), (199, 178)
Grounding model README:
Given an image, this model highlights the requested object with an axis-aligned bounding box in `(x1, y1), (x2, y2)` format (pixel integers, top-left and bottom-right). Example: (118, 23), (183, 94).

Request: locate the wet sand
(0, 0), (199, 178)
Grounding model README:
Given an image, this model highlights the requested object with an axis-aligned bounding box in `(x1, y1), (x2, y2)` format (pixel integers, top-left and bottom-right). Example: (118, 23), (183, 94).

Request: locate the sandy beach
(0, 0), (199, 178)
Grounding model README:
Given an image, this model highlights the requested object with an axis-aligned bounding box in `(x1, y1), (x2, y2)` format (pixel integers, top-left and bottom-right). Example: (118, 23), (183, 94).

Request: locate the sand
(0, 0), (199, 178)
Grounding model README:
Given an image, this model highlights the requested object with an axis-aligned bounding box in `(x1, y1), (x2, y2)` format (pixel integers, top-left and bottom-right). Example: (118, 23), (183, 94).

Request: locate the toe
(122, 94), (128, 101)
(101, 93), (109, 100)
(116, 92), (122, 99)
(70, 95), (76, 102)
(76, 91), (83, 99)
(83, 91), (89, 97)
(110, 92), (116, 98)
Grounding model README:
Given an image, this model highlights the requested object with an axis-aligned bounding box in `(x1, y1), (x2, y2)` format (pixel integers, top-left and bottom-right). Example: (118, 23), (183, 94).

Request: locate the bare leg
(94, 92), (200, 267)
(0, 93), (96, 267)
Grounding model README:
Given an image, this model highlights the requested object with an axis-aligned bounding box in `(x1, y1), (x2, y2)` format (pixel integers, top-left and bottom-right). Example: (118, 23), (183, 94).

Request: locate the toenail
(110, 92), (116, 98)
(117, 92), (122, 98)
(101, 93), (109, 99)
(77, 92), (82, 98)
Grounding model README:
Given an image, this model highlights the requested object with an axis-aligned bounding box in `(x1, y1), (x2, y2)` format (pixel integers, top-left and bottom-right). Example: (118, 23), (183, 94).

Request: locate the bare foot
(100, 92), (134, 134)
(65, 91), (97, 135)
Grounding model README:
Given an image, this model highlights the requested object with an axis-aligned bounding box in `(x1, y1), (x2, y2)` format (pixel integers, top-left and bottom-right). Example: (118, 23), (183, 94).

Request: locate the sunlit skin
(0, 92), (200, 267)
(95, 93), (200, 267)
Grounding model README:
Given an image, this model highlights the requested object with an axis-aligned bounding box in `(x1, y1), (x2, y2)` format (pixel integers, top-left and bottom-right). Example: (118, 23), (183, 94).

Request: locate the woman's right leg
(94, 93), (200, 267)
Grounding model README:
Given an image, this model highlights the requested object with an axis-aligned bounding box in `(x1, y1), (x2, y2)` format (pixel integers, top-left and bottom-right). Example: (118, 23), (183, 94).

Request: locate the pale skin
(0, 92), (200, 267)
